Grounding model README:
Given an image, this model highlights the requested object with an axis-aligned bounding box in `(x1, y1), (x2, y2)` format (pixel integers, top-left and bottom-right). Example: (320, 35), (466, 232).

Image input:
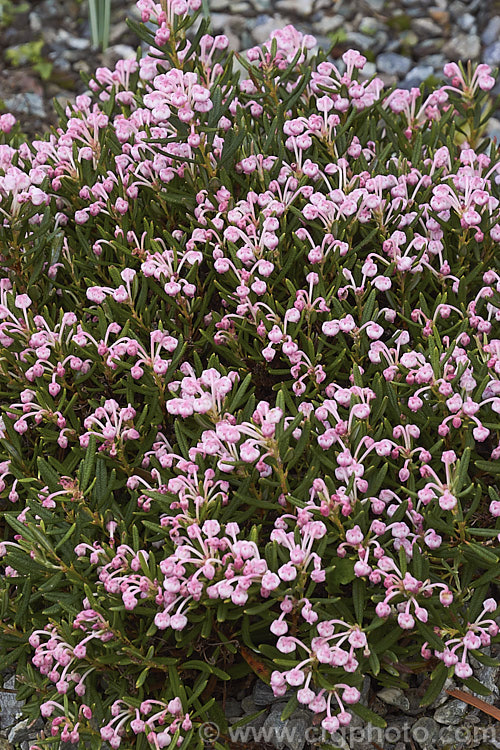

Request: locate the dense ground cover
(0, 1), (499, 747)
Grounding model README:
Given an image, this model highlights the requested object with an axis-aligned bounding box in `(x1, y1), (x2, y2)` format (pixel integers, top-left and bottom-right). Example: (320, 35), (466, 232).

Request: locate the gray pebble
(276, 0), (315, 17)
(413, 17), (443, 37)
(262, 702), (289, 750)
(377, 687), (410, 712)
(376, 52), (412, 76)
(3, 93), (46, 119)
(241, 695), (259, 714)
(443, 32), (480, 59)
(319, 14), (344, 33)
(411, 716), (440, 748)
(347, 31), (378, 49)
(433, 699), (468, 725)
(456, 11), (476, 31)
(482, 16), (500, 46)
(29, 12), (43, 33)
(224, 698), (242, 718)
(485, 41), (500, 67)
(0, 677), (23, 731)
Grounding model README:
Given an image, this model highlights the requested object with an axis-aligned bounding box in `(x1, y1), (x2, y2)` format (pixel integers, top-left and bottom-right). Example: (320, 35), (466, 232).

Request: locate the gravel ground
(1, 1), (500, 749)
(1, 0), (500, 138)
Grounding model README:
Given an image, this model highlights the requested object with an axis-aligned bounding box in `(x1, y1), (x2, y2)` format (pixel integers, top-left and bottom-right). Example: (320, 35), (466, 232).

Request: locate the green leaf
(416, 621), (445, 652)
(350, 702), (387, 728)
(331, 557), (356, 586)
(280, 694), (299, 721)
(182, 660), (231, 680)
(475, 460), (500, 474)
(463, 542), (499, 566)
(352, 578), (365, 624)
(37, 457), (60, 489)
(79, 434), (96, 493)
(463, 676), (492, 697)
(419, 662), (449, 706)
(135, 666), (150, 688)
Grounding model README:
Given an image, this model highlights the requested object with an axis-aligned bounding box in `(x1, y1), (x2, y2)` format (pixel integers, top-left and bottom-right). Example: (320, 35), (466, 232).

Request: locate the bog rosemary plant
(0, 2), (499, 749)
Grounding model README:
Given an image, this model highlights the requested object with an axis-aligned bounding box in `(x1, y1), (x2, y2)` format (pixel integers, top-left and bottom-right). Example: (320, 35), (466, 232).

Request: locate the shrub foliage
(0, 1), (499, 748)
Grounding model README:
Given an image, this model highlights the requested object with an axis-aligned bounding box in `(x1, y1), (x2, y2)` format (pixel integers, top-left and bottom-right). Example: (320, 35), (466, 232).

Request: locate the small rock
(443, 33), (480, 60)
(383, 716), (412, 744)
(364, 0), (386, 10)
(29, 12), (43, 33)
(67, 35), (90, 51)
(282, 709), (311, 750)
(253, 682), (277, 706)
(346, 32), (377, 50)
(0, 677), (23, 731)
(241, 695), (259, 714)
(3, 92), (46, 119)
(401, 65), (434, 88)
(486, 117), (500, 142)
(376, 52), (412, 76)
(413, 18), (443, 37)
(399, 30), (419, 48)
(262, 702), (288, 750)
(411, 717), (440, 748)
(435, 724), (469, 748)
(258, 704), (311, 750)
(372, 30), (390, 53)
(448, 0), (466, 15)
(7, 717), (43, 746)
(359, 61), (377, 80)
(433, 699), (468, 725)
(377, 688), (410, 712)
(108, 20), (131, 45)
(224, 698), (242, 719)
(229, 2), (251, 11)
(332, 2), (356, 20)
(482, 16), (500, 46)
(250, 0), (271, 10)
(420, 53), (446, 72)
(475, 724), (500, 749)
(253, 681), (293, 707)
(316, 15), (343, 34)
(210, 12), (235, 31)
(359, 17), (380, 35)
(456, 12), (475, 31)
(359, 676), (371, 706)
(399, 688), (427, 716)
(328, 731), (350, 750)
(276, 0), (314, 16)
(210, 0), (231, 9)
(101, 44), (137, 68)
(428, 8), (450, 25)
(484, 42), (500, 67)
(415, 38), (444, 57)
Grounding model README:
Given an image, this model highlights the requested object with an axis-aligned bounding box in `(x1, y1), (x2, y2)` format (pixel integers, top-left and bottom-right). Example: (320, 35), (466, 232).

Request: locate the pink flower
(397, 613), (415, 630)
(15, 294), (32, 309)
(454, 662), (473, 679)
